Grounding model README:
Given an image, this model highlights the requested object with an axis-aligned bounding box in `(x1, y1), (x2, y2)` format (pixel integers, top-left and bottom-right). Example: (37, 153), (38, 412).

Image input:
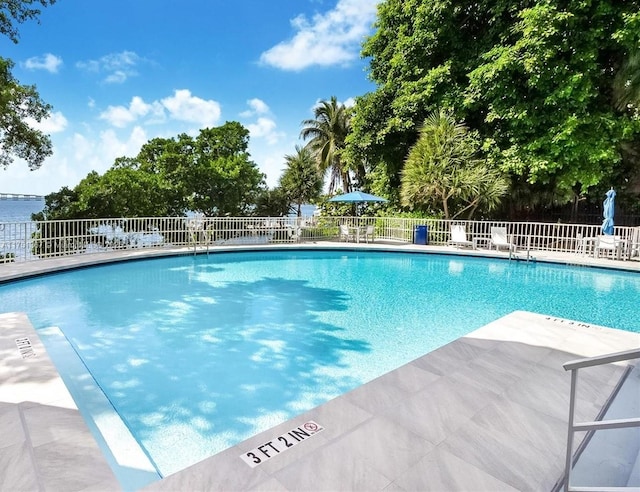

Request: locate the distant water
(0, 200), (315, 222)
(0, 199), (44, 260)
(0, 198), (44, 223)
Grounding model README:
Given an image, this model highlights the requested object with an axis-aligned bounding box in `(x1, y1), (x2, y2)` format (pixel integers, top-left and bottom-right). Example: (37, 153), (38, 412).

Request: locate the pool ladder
(508, 236), (534, 262)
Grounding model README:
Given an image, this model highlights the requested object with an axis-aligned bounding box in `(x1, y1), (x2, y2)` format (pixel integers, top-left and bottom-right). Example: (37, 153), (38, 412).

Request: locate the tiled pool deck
(1, 243), (639, 491)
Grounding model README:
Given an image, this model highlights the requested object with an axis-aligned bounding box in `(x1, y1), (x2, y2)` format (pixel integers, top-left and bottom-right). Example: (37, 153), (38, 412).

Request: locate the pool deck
(0, 241), (639, 284)
(1, 243), (639, 491)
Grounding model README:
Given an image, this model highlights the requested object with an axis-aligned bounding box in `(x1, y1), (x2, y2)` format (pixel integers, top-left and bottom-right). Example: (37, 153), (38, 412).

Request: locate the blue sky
(1, 0), (379, 195)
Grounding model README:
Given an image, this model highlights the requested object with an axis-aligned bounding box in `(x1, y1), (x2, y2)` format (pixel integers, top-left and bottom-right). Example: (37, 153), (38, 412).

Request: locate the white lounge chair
(594, 235), (622, 260)
(448, 224), (474, 249)
(490, 227), (516, 252)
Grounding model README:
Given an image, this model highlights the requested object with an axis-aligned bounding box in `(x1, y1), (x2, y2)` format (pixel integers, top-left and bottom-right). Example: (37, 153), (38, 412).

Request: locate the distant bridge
(0, 193), (45, 201)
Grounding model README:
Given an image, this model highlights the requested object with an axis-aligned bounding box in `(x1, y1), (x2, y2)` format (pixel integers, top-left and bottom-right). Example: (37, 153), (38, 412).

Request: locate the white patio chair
(287, 226), (302, 243)
(339, 224), (354, 242)
(246, 224), (258, 237)
(448, 224), (474, 249)
(629, 227), (640, 260)
(362, 225), (375, 243)
(490, 227), (516, 252)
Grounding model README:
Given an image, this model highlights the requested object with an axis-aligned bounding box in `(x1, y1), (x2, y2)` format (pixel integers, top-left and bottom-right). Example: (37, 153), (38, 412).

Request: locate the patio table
(472, 237), (491, 250)
(349, 226), (365, 243)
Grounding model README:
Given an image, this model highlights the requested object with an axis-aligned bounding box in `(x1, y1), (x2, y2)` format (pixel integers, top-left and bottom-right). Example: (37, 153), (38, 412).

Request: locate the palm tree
(279, 146), (323, 216)
(401, 110), (508, 219)
(300, 96), (352, 194)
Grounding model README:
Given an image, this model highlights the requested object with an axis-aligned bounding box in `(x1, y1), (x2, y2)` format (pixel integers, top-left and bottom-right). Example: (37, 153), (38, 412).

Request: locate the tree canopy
(346, 0), (640, 214)
(36, 122), (266, 219)
(0, 0), (55, 43)
(0, 0), (55, 170)
(0, 58), (52, 169)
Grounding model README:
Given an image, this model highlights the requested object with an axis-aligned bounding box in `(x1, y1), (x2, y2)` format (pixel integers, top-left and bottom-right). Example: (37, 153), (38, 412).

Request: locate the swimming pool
(1, 250), (639, 485)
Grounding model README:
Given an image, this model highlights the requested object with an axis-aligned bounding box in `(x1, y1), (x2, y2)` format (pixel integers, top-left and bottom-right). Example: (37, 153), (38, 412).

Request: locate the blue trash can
(414, 225), (428, 245)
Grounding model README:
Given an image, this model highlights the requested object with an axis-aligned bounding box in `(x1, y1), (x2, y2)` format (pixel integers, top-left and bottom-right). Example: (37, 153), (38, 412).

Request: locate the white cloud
(35, 127), (150, 194)
(247, 117), (285, 145)
(100, 106), (138, 128)
(343, 97), (356, 108)
(260, 0), (379, 71)
(248, 141), (291, 187)
(98, 90), (221, 129)
(99, 96), (165, 128)
(242, 98), (270, 117)
(161, 89), (221, 127)
(23, 53), (63, 73)
(76, 51), (142, 84)
(61, 127), (150, 182)
(104, 70), (128, 84)
(26, 111), (68, 133)
(99, 126), (149, 162)
(240, 99), (285, 145)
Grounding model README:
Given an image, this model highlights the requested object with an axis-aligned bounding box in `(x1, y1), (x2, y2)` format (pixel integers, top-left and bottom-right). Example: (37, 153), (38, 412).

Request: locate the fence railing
(0, 216), (638, 263)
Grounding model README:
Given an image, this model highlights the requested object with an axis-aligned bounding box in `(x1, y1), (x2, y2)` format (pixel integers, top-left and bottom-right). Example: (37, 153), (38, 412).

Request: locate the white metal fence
(0, 215), (638, 263)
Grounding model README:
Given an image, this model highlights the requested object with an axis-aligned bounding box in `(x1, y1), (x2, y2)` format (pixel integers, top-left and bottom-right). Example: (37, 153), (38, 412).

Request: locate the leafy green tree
(347, 0), (640, 214)
(1, 0), (56, 169)
(38, 122), (265, 219)
(253, 187), (290, 217)
(401, 111), (508, 219)
(185, 123), (265, 216)
(133, 136), (192, 213)
(0, 52), (53, 169)
(188, 154), (264, 216)
(466, 2), (639, 196)
(32, 186), (80, 221)
(78, 167), (179, 218)
(0, 0), (56, 43)
(301, 96), (353, 193)
(279, 146), (323, 216)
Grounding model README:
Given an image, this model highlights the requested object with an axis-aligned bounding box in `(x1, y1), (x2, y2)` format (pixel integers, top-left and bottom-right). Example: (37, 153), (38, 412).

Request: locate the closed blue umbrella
(601, 188), (616, 235)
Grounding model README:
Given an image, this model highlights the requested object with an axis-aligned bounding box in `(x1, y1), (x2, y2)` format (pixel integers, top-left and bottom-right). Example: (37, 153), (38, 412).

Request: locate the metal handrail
(562, 348), (640, 492)
(564, 349), (640, 371)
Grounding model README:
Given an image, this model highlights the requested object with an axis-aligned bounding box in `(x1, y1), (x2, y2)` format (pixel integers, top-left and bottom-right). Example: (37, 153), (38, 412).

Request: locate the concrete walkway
(0, 312), (120, 491)
(0, 244), (638, 491)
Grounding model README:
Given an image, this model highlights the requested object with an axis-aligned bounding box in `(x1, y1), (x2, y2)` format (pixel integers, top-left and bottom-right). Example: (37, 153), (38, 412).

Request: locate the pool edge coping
(1, 241), (639, 286)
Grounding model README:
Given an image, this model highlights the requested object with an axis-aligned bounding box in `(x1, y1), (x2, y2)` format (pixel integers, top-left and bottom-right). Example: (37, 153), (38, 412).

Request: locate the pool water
(1, 250), (639, 480)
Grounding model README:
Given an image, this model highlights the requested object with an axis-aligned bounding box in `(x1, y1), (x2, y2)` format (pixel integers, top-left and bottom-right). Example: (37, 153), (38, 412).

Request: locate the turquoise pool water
(1, 250), (639, 480)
